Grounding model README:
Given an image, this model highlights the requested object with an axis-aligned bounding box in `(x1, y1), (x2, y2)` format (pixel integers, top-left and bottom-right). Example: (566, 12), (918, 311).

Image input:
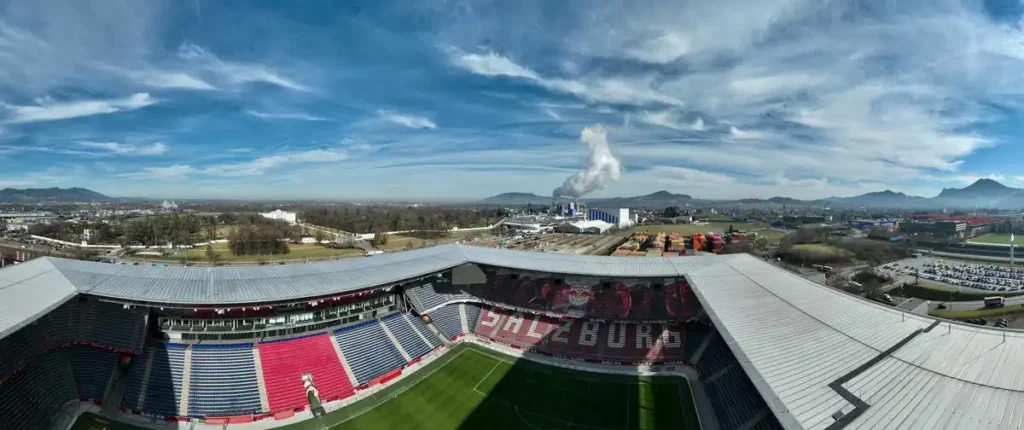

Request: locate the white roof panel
(0, 260), (78, 339)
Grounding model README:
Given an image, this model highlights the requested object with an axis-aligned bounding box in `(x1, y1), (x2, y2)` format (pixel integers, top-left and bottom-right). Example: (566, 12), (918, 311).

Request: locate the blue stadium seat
(405, 314), (441, 348)
(333, 320), (407, 385)
(464, 304), (482, 331)
(404, 282), (474, 312)
(188, 343), (263, 417)
(427, 305), (463, 340)
(140, 343), (187, 416)
(381, 314), (432, 360)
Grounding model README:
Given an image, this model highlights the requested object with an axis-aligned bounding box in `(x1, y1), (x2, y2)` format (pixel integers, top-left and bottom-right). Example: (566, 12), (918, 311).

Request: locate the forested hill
(300, 206), (507, 233)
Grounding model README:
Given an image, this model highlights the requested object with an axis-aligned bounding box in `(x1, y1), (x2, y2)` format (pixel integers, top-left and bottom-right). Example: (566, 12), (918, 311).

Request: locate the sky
(2, 0), (1024, 201)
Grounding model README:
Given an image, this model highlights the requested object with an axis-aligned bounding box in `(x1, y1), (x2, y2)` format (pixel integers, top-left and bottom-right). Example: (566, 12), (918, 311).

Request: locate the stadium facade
(0, 244), (1014, 429)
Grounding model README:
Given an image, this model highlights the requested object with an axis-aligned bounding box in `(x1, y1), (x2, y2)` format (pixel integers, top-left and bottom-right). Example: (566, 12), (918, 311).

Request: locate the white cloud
(204, 148), (349, 177)
(247, 110), (327, 121)
(544, 108), (562, 121)
(451, 51), (541, 80)
(2, 93), (156, 124)
(177, 43), (311, 92)
(638, 110), (705, 131)
(78, 141), (169, 156)
(121, 164), (196, 179)
(648, 166), (736, 184)
(377, 110), (437, 129)
(124, 69), (216, 91)
(451, 51), (683, 106)
(728, 126), (767, 140)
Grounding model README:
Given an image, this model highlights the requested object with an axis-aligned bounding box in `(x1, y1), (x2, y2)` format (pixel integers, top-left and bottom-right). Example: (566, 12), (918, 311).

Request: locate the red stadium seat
(258, 334), (355, 412)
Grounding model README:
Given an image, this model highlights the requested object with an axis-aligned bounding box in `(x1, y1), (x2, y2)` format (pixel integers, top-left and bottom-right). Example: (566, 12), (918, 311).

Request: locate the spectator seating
(333, 320), (407, 385)
(696, 335), (734, 378)
(0, 349), (77, 430)
(427, 305), (464, 340)
(0, 299), (145, 382)
(122, 350), (147, 410)
(188, 343), (263, 417)
(381, 314), (432, 360)
(258, 334), (354, 412)
(141, 343), (187, 416)
(67, 346), (119, 401)
(473, 306), (690, 364)
(705, 367), (769, 430)
(404, 314), (441, 349)
(464, 303), (482, 330)
(404, 282), (474, 312)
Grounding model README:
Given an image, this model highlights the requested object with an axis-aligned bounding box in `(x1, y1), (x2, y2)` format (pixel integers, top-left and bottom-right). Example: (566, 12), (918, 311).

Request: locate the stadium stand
(705, 367), (772, 430)
(381, 313), (432, 360)
(474, 305), (691, 364)
(1, 299), (145, 382)
(0, 349), (78, 430)
(67, 345), (119, 401)
(140, 343), (187, 417)
(427, 304), (464, 340)
(403, 282), (473, 312)
(404, 313), (441, 349)
(187, 343), (263, 417)
(463, 303), (482, 330)
(333, 320), (408, 385)
(258, 333), (354, 411)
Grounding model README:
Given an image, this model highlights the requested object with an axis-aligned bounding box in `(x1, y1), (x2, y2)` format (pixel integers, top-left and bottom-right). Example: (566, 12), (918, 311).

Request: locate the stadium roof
(0, 258), (79, 339)
(0, 244), (720, 307)
(4, 245), (1024, 429)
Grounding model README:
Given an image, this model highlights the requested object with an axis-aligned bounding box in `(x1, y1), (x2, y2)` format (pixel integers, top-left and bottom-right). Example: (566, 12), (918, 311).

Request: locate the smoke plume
(552, 125), (623, 198)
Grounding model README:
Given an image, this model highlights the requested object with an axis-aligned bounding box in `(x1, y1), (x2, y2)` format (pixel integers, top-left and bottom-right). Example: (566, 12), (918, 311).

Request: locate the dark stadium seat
(67, 346), (119, 401)
(0, 349), (78, 430)
(463, 303), (482, 330)
(333, 320), (408, 384)
(140, 343), (187, 416)
(258, 334), (354, 411)
(427, 304), (464, 340)
(404, 282), (473, 312)
(381, 313), (433, 360)
(188, 343), (263, 417)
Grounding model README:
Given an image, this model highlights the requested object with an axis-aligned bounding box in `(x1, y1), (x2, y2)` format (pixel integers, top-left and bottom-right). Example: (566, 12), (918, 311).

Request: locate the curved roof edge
(0, 244), (729, 306)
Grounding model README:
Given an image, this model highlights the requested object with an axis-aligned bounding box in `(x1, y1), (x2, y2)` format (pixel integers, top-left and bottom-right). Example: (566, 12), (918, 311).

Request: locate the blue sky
(2, 0), (1024, 201)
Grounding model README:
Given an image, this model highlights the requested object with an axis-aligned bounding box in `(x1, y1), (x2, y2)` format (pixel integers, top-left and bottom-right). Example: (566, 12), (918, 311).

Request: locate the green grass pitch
(72, 345), (699, 430)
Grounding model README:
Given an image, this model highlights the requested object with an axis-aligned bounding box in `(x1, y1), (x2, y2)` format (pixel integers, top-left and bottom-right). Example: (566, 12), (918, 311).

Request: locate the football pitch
(72, 345), (699, 430)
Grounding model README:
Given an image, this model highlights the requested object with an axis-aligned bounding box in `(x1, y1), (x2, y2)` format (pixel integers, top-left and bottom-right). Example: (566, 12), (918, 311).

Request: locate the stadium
(0, 244), (1014, 430)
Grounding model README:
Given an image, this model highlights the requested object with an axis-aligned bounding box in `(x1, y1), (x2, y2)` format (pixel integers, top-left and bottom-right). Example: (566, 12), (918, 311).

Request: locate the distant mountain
(481, 179), (1024, 209)
(0, 187), (111, 203)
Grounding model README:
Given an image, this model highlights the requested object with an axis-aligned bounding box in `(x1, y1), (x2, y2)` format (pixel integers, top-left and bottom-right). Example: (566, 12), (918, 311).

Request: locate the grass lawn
(281, 345), (697, 430)
(378, 230), (492, 251)
(70, 412), (147, 430)
(898, 281), (1024, 302)
(969, 233), (1015, 245)
(791, 243), (852, 257)
(930, 307), (1024, 319)
(630, 222), (765, 236)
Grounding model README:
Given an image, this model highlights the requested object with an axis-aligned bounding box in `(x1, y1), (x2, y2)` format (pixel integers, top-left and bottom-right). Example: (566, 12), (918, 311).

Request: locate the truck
(984, 296), (1005, 308)
(365, 250), (384, 257)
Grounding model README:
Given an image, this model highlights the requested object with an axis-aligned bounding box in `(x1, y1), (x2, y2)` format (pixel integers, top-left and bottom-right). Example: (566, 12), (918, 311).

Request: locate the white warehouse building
(587, 208), (634, 228)
(260, 209), (297, 225)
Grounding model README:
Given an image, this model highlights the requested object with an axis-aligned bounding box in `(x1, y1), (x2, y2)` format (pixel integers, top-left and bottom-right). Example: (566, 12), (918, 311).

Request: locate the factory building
(587, 208), (634, 228)
(556, 220), (615, 234)
(849, 219), (899, 231)
(260, 209), (297, 225)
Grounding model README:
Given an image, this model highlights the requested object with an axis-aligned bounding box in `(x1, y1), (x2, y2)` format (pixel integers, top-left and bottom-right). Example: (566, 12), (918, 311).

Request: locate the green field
(970, 233), (1015, 245)
(70, 413), (146, 430)
(129, 242), (365, 263)
(73, 345), (697, 430)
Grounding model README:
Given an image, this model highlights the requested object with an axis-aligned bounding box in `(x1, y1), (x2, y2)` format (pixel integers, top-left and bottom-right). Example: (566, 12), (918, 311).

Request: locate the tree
(314, 229), (325, 244)
(205, 244), (219, 265)
(663, 206), (682, 218)
(372, 231), (388, 247)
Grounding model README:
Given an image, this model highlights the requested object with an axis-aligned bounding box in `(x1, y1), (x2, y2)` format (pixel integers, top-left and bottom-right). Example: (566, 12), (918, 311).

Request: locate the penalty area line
(473, 360), (503, 395)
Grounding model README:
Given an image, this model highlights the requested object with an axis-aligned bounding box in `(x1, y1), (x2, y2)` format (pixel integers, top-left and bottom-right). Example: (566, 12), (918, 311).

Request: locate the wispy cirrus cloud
(119, 164), (197, 180)
(2, 93), (156, 124)
(376, 110), (437, 129)
(177, 43), (311, 92)
(78, 141), (169, 156)
(247, 110), (327, 121)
